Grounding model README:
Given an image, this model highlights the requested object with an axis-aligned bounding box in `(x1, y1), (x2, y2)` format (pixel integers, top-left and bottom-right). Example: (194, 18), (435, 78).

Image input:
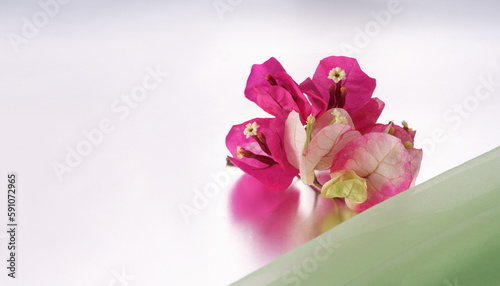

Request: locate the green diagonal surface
(232, 147), (500, 286)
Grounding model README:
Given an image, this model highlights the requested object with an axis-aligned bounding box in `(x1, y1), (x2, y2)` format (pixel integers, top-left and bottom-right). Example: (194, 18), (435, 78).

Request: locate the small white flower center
(328, 67), (346, 84)
(243, 122), (260, 138)
(331, 109), (347, 124)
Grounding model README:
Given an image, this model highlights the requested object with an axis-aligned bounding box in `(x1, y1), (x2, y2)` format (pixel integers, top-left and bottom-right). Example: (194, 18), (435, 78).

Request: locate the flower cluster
(226, 56), (422, 212)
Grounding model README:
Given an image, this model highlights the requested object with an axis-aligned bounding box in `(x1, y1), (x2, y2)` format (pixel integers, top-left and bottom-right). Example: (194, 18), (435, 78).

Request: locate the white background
(1, 0), (500, 285)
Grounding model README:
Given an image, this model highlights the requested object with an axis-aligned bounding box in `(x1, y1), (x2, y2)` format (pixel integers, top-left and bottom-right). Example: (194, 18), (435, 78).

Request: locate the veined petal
(331, 132), (412, 212)
(315, 130), (361, 170)
(312, 108), (355, 138)
(284, 111), (306, 170)
(300, 124), (358, 185)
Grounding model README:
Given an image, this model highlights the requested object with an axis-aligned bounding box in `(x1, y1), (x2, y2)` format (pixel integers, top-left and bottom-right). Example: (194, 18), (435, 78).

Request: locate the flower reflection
(302, 196), (357, 240)
(229, 174), (357, 260)
(230, 174), (300, 257)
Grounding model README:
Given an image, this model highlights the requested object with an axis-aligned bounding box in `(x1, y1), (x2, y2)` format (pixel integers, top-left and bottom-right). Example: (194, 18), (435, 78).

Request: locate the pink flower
(322, 130), (422, 212)
(362, 121), (423, 186)
(226, 116), (298, 192)
(244, 57), (312, 123)
(226, 55), (423, 206)
(300, 56), (384, 130)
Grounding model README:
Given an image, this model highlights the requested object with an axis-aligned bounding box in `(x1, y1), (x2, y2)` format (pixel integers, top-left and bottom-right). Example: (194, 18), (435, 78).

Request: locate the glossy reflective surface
(1, 1), (500, 285)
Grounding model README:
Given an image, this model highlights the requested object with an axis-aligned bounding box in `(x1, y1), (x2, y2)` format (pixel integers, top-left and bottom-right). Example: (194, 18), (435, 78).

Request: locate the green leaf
(231, 147), (500, 286)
